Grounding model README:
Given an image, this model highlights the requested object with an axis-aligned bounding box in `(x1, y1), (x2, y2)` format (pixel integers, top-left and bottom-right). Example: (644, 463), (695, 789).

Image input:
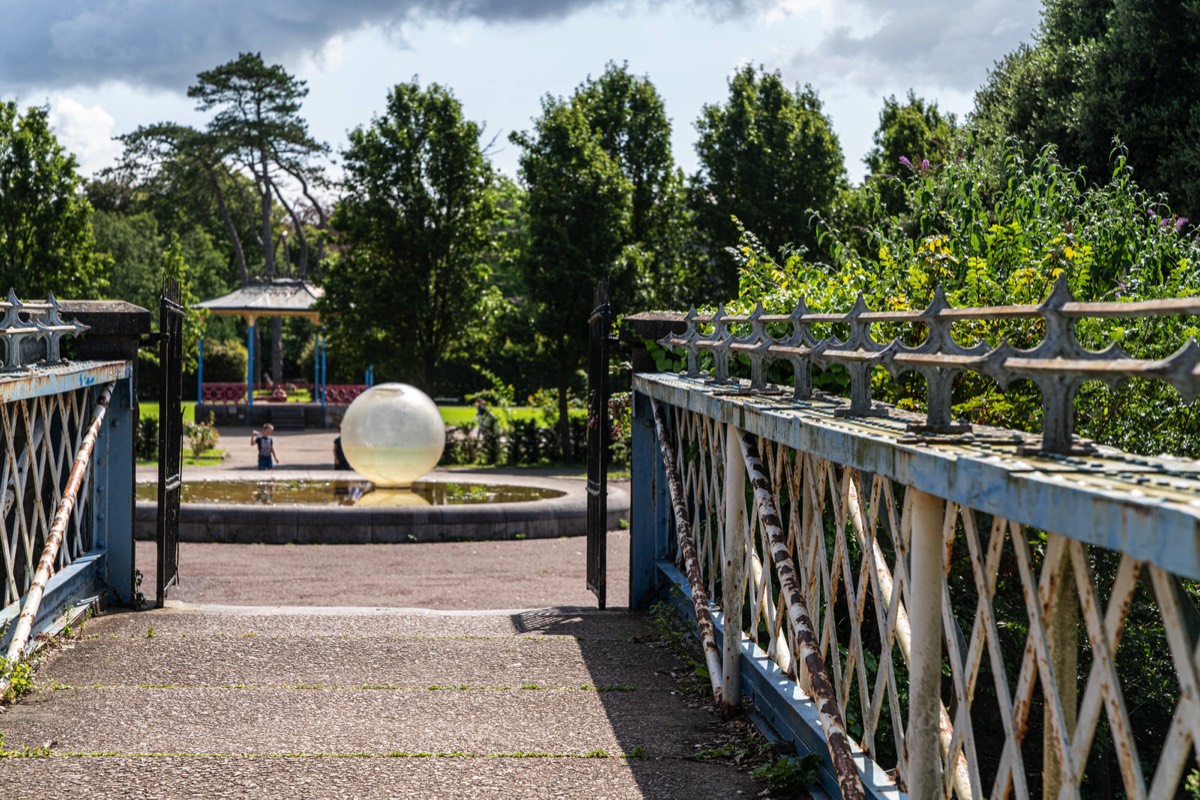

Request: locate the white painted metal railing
(3, 382), (114, 673)
(634, 371), (1200, 800)
(628, 279), (1200, 798)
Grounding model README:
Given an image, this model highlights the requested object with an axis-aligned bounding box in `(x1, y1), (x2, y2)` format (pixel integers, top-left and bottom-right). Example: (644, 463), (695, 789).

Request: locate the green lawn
(439, 406), (542, 427)
(140, 401), (197, 424)
(137, 402), (541, 429)
(136, 448), (225, 467)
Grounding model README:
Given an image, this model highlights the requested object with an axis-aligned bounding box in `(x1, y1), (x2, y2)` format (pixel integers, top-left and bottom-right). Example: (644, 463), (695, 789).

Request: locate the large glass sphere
(340, 384), (445, 487)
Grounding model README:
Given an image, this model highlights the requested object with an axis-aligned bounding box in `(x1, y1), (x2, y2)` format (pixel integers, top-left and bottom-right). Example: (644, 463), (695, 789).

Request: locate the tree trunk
(260, 151), (275, 278)
(253, 325), (263, 388)
(422, 347), (437, 397)
(271, 317), (284, 388)
(557, 369), (571, 464)
(208, 170), (248, 285)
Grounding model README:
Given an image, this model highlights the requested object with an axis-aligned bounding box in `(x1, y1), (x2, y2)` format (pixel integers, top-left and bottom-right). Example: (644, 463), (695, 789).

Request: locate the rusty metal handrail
(1, 382), (113, 688)
(739, 430), (865, 800)
(650, 398), (724, 708)
(659, 274), (1200, 453)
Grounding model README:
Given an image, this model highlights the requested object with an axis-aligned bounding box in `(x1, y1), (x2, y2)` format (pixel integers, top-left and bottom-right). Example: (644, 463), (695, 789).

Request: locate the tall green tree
(189, 53), (328, 281)
(691, 66), (846, 300)
(111, 122), (258, 288)
(863, 92), (958, 214)
(865, 93), (958, 179)
(188, 52), (329, 384)
(511, 96), (632, 461)
(0, 102), (106, 298)
(972, 0), (1200, 215)
(573, 63), (693, 307)
(322, 79), (498, 395)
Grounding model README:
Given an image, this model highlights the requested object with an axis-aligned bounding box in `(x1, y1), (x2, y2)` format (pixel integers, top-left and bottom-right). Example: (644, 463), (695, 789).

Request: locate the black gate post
(156, 281), (185, 606)
(586, 281), (611, 609)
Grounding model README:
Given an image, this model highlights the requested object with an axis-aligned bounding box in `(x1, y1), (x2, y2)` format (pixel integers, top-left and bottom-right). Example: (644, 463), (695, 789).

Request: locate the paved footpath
(0, 429), (766, 799)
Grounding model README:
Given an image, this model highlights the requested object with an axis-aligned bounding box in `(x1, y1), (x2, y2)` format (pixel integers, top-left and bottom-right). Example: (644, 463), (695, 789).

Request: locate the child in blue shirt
(251, 424), (279, 470)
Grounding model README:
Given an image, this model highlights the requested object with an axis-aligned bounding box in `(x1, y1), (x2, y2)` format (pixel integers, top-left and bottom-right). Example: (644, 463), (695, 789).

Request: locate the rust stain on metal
(740, 430), (866, 800)
(651, 399), (724, 706)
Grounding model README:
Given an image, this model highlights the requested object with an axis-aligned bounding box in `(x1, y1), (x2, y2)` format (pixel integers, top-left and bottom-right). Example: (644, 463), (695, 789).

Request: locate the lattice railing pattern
(1, 385), (96, 609)
(664, 401), (1200, 799)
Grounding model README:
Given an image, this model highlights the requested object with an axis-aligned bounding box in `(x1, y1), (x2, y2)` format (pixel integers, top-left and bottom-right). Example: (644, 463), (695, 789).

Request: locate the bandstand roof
(195, 279), (323, 323)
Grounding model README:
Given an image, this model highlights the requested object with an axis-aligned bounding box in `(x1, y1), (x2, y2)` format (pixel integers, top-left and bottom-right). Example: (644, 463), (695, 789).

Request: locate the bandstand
(193, 279), (371, 428)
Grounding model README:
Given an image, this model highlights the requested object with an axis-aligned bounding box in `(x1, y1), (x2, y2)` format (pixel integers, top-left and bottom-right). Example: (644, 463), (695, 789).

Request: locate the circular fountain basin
(133, 472), (628, 544)
(134, 480), (563, 507)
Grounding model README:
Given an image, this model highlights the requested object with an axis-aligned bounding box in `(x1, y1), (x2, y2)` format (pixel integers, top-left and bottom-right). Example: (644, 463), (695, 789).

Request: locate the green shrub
(185, 412), (220, 456)
(201, 338), (248, 383)
(728, 142), (1200, 457)
(136, 417), (159, 461)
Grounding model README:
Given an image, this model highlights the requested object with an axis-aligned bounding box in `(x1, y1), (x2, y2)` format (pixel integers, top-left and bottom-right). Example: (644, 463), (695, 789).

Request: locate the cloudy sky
(2, 0), (1043, 183)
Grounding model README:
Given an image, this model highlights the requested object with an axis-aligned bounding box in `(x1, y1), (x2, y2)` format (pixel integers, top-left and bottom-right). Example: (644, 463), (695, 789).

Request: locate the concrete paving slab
(0, 687), (725, 757)
(0, 755), (760, 800)
(3, 605), (768, 797)
(73, 607), (653, 641)
(38, 635), (680, 690)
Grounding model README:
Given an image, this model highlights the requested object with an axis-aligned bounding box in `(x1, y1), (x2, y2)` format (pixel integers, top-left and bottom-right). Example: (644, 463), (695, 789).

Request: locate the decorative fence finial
(0, 291), (90, 370)
(659, 274), (1200, 454)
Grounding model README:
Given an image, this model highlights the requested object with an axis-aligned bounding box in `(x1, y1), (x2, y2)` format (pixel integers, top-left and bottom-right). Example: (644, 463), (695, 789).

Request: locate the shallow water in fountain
(135, 480), (564, 507)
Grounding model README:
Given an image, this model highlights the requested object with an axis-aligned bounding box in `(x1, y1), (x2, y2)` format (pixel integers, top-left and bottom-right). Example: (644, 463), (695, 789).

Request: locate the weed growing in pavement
(0, 656), (34, 704)
(752, 755), (821, 799)
(0, 732), (52, 759)
(686, 745), (735, 761)
(649, 600), (820, 795)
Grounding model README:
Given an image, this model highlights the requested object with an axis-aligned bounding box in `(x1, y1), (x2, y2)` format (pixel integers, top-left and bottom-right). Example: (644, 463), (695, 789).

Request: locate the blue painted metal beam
(630, 390), (671, 609)
(636, 373), (1200, 581)
(0, 552), (105, 653)
(96, 377), (135, 605)
(0, 361), (129, 404)
(247, 323), (255, 407)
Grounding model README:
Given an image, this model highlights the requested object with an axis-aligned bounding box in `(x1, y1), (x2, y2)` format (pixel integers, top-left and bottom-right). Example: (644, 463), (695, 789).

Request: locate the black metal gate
(156, 281), (185, 607)
(586, 282), (611, 609)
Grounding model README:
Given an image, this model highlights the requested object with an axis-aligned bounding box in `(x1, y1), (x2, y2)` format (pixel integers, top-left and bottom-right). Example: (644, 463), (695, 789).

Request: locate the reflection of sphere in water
(352, 488), (432, 507)
(341, 384), (445, 487)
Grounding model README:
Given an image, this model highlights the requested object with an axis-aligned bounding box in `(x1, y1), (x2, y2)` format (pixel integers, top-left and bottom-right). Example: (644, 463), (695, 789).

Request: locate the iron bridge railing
(629, 278), (1200, 799)
(0, 293), (134, 674)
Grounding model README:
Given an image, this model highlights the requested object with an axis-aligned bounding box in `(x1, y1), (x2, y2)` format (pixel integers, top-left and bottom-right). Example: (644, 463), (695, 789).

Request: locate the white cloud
(788, 0), (1040, 94)
(47, 96), (120, 175)
(0, 0), (754, 93)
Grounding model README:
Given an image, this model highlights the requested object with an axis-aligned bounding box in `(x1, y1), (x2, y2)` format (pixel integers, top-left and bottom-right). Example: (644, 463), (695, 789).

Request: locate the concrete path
(0, 608), (763, 799)
(0, 429), (771, 798)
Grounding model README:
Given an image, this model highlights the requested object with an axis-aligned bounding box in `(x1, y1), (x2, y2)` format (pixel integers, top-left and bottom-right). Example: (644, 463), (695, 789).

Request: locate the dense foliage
(20, 11), (1200, 467)
(973, 0), (1200, 217)
(0, 103), (106, 298)
(730, 142), (1200, 457)
(510, 82), (633, 459)
(323, 80), (499, 396)
(691, 65), (846, 300)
